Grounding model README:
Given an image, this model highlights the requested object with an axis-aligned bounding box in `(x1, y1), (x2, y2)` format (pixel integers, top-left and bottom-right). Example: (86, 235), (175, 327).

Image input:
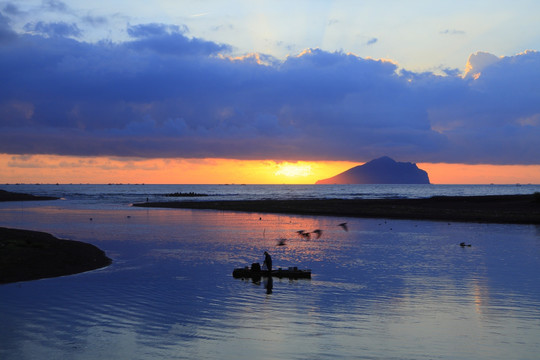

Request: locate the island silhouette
(316, 156), (430, 184)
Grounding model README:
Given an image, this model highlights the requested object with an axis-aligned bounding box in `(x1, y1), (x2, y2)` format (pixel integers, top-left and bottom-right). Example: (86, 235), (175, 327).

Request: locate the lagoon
(1, 192), (540, 359)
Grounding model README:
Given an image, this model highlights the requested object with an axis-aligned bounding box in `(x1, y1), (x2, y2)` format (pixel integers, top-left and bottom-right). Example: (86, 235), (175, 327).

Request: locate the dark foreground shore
(0, 189), (59, 202)
(134, 194), (540, 224)
(0, 227), (112, 284)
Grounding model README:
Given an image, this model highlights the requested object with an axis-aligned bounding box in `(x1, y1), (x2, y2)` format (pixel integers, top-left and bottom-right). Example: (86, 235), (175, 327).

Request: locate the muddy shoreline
(0, 227), (112, 284)
(133, 194), (540, 224)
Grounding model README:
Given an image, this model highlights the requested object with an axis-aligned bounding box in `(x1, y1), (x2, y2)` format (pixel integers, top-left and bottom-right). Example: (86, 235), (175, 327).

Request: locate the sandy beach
(134, 194), (540, 224)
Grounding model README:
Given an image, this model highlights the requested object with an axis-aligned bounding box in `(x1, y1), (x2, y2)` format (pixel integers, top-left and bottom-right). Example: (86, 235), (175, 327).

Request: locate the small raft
(233, 263), (311, 279)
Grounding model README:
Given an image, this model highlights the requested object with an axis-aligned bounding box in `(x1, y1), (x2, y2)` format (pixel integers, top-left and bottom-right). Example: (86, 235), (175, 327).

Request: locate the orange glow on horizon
(274, 162), (313, 177)
(1, 154), (539, 185)
(418, 163), (540, 184)
(0, 154), (356, 184)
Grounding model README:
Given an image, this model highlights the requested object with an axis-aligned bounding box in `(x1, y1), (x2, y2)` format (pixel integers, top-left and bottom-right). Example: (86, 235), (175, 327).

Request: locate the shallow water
(1, 203), (540, 360)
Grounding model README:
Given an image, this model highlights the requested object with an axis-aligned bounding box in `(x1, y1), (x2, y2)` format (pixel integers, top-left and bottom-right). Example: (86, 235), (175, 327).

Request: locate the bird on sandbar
(312, 229), (323, 239)
(277, 238), (287, 246)
(460, 242), (472, 247)
(338, 222), (348, 232)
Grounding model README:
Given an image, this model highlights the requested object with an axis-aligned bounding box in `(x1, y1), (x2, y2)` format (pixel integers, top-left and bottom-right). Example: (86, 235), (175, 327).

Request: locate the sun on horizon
(2, 154), (540, 185)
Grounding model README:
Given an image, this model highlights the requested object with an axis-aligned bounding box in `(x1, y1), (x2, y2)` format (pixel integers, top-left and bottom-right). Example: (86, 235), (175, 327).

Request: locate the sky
(1, 0), (540, 184)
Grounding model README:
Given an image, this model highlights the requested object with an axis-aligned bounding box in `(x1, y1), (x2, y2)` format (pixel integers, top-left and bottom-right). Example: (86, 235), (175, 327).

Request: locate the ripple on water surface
(1, 206), (540, 360)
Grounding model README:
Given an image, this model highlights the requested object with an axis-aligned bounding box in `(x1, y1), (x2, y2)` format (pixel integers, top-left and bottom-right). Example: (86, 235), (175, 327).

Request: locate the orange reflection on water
(134, 208), (360, 266)
(473, 279), (489, 316)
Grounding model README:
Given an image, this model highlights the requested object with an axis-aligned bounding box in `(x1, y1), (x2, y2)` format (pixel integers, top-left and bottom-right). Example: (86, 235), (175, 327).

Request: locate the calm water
(1, 185), (540, 359)
(2, 183), (540, 209)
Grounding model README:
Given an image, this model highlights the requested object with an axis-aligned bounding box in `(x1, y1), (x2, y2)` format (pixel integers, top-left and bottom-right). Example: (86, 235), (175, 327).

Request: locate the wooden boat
(232, 263), (311, 279)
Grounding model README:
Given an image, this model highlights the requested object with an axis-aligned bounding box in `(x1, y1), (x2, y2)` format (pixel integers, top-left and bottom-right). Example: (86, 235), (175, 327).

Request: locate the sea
(1, 184), (540, 360)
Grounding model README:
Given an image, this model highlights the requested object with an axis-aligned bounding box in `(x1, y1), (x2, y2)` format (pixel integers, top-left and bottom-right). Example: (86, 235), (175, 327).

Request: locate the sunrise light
(2, 2), (540, 357)
(274, 162), (313, 178)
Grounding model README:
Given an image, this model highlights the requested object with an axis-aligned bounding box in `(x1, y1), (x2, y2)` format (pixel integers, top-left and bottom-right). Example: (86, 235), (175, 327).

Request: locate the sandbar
(0, 189), (59, 202)
(133, 194), (540, 224)
(0, 227), (112, 284)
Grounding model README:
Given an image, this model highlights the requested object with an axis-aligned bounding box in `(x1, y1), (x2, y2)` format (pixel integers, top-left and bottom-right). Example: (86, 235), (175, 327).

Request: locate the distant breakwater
(163, 192), (209, 197)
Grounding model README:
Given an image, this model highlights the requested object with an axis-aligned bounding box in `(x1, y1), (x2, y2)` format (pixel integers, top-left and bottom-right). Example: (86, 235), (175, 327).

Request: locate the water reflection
(264, 276), (273, 294)
(1, 206), (540, 359)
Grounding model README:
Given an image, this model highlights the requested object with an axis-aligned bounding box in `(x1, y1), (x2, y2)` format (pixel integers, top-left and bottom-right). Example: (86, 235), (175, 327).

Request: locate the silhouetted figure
(460, 242), (472, 247)
(277, 238), (287, 246)
(263, 251), (272, 273)
(338, 222), (348, 232)
(312, 229), (323, 239)
(296, 230), (305, 237)
(301, 232), (311, 240)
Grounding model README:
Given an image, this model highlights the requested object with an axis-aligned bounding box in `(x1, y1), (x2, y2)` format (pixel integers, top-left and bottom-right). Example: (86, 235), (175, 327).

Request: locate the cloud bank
(0, 13), (539, 164)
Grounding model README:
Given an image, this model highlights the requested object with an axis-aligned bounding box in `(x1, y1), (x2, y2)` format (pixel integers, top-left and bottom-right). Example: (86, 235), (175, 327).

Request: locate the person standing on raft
(263, 251), (272, 273)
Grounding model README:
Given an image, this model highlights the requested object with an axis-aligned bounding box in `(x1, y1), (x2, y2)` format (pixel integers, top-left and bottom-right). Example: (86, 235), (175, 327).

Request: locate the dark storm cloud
(0, 19), (539, 164)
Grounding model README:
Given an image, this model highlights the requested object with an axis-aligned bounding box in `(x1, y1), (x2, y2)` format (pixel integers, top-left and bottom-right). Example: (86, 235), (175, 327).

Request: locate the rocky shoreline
(0, 227), (112, 284)
(133, 194), (540, 224)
